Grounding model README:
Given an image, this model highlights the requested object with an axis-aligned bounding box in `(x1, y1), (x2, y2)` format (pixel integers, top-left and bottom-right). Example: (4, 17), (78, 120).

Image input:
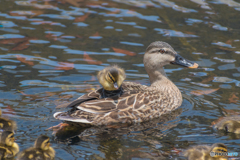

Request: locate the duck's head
(144, 41), (198, 72)
(34, 135), (51, 151)
(211, 143), (227, 152)
(97, 65), (126, 91)
(210, 143), (227, 158)
(1, 131), (15, 146)
(218, 120), (240, 134)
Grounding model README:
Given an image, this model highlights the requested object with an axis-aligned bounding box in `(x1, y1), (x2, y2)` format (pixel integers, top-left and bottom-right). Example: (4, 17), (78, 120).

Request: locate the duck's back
(17, 148), (53, 160)
(0, 118), (16, 131)
(183, 145), (211, 160)
(54, 81), (182, 125)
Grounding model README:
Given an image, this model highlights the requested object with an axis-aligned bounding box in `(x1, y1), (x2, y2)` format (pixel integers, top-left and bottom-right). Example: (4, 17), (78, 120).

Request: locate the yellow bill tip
(188, 63), (198, 68)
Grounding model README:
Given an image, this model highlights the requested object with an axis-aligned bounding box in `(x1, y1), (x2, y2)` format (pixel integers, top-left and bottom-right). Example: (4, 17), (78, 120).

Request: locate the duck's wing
(122, 81), (148, 92)
(55, 88), (103, 109)
(54, 82), (154, 124)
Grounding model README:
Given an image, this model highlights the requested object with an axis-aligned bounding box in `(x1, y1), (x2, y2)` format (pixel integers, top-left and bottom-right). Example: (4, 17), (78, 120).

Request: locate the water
(1, 0), (240, 159)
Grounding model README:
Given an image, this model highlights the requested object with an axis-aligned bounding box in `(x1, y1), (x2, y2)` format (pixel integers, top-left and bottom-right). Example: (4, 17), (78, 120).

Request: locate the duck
(0, 131), (19, 159)
(213, 116), (240, 134)
(0, 109), (17, 132)
(54, 41), (198, 125)
(16, 135), (55, 160)
(183, 143), (228, 160)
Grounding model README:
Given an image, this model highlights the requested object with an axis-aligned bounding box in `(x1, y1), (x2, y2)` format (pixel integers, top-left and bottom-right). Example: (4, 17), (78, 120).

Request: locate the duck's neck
(146, 67), (177, 90)
(146, 67), (167, 84)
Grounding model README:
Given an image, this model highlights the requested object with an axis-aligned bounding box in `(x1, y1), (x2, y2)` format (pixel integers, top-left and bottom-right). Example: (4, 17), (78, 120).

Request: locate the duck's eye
(159, 49), (165, 54)
(9, 135), (14, 139)
(225, 126), (228, 132)
(107, 72), (115, 83)
(45, 140), (50, 146)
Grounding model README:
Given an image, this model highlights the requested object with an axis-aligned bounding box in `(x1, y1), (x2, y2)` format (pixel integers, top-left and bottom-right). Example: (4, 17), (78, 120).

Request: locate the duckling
(0, 109), (17, 132)
(17, 135), (55, 160)
(0, 131), (19, 159)
(213, 116), (240, 134)
(183, 143), (227, 160)
(97, 65), (126, 98)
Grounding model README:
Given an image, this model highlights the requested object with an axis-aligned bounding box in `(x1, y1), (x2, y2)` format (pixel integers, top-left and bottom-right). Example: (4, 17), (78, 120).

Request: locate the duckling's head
(211, 143), (227, 152)
(219, 120), (240, 134)
(210, 143), (227, 158)
(144, 41), (198, 74)
(97, 65), (126, 91)
(34, 135), (51, 151)
(1, 131), (15, 146)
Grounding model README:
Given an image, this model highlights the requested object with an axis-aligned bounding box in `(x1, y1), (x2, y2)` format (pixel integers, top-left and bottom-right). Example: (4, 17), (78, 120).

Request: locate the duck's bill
(113, 82), (119, 89)
(170, 54), (198, 68)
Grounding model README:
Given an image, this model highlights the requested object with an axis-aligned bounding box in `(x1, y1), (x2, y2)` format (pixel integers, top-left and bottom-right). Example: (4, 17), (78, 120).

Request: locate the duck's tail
(53, 112), (92, 124)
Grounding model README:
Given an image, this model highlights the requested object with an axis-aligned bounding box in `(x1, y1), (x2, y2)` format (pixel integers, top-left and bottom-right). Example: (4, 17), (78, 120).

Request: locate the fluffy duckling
(17, 135), (55, 160)
(0, 131), (19, 159)
(213, 116), (240, 134)
(183, 143), (227, 160)
(97, 65), (126, 98)
(0, 109), (17, 132)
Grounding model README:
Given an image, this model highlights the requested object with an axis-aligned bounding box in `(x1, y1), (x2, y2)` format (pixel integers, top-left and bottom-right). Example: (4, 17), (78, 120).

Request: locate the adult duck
(54, 41), (198, 125)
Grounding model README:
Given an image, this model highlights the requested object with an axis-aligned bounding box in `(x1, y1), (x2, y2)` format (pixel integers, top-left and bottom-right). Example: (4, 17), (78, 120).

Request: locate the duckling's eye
(225, 126), (228, 132)
(45, 140), (50, 145)
(159, 49), (165, 54)
(10, 135), (14, 138)
(107, 73), (115, 83)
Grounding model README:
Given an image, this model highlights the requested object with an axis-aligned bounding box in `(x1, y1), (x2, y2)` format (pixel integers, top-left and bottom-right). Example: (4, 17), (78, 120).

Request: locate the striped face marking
(41, 139), (50, 150)
(8, 133), (14, 141)
(107, 72), (115, 83)
(213, 147), (227, 152)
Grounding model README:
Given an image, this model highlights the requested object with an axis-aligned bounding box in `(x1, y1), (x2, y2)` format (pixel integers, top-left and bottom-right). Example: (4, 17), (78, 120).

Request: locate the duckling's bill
(171, 54), (198, 68)
(113, 82), (119, 89)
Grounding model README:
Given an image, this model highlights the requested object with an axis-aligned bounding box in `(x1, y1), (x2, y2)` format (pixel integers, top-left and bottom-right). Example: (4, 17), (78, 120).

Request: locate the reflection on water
(1, 0), (240, 159)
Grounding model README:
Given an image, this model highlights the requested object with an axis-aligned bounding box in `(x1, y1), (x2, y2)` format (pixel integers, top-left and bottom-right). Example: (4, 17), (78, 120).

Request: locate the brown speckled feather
(55, 89), (102, 109)
(54, 81), (182, 125)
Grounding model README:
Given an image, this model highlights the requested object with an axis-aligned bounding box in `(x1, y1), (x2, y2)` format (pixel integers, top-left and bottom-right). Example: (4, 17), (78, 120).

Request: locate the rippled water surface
(1, 0), (240, 159)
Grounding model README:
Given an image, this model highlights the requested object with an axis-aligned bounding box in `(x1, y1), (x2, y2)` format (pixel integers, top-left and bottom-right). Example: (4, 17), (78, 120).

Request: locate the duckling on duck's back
(55, 65), (126, 109)
(17, 135), (55, 160)
(0, 131), (19, 159)
(97, 65), (126, 98)
(54, 41), (198, 125)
